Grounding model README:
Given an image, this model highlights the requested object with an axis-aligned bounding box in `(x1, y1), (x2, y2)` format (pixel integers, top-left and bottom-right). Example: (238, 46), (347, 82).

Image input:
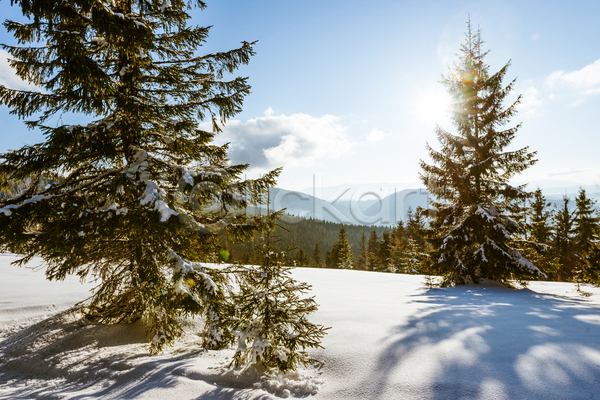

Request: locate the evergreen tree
(551, 197), (576, 281)
(230, 207), (329, 372)
(0, 0), (278, 352)
(419, 21), (543, 286)
(378, 231), (393, 272)
(331, 227), (353, 269)
(325, 249), (333, 269)
(405, 207), (425, 245)
(573, 188), (600, 284)
(583, 243), (600, 287)
(527, 188), (553, 244)
(356, 232), (368, 270)
(392, 236), (422, 274)
(521, 188), (554, 277)
(294, 247), (310, 267)
(366, 230), (380, 271)
(312, 243), (324, 268)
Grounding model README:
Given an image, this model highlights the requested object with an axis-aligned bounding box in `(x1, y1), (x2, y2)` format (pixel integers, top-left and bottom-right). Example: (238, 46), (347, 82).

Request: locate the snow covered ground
(2, 253), (600, 399)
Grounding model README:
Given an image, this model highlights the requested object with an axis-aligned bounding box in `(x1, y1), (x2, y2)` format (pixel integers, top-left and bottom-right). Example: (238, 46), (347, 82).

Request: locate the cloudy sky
(1, 0), (599, 193)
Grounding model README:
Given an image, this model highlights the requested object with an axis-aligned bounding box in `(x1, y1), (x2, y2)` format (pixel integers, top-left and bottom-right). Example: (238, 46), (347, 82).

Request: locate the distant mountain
(259, 185), (600, 226)
(260, 187), (430, 226)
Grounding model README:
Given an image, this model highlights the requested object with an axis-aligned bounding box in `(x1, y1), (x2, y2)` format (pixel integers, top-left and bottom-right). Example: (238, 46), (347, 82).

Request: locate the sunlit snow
(1, 254), (600, 399)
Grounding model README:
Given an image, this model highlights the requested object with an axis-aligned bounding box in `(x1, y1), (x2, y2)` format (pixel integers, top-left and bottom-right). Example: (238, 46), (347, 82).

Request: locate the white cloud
(547, 168), (591, 177)
(218, 109), (353, 170)
(518, 59), (600, 114)
(0, 49), (37, 90)
(519, 86), (542, 115)
(365, 128), (390, 142)
(545, 59), (600, 96)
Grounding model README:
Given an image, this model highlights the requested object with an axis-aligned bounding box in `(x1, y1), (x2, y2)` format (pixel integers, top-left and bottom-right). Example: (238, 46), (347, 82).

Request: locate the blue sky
(1, 0), (599, 193)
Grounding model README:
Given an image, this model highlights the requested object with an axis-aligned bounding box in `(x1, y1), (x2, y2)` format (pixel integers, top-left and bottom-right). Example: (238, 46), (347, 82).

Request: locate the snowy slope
(2, 254), (600, 399)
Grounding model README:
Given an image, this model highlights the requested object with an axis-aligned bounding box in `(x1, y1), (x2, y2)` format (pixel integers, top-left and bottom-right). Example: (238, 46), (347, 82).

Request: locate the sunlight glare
(415, 89), (452, 126)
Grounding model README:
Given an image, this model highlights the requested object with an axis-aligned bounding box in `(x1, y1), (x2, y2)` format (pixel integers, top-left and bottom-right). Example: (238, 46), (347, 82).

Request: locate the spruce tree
(419, 21), (543, 286)
(294, 247), (310, 267)
(390, 231), (422, 274)
(366, 230), (380, 271)
(312, 242), (324, 268)
(0, 0), (278, 352)
(573, 188), (600, 284)
(551, 197), (576, 281)
(331, 227), (353, 269)
(325, 249), (334, 269)
(230, 206), (329, 372)
(522, 188), (554, 278)
(378, 231), (393, 272)
(356, 232), (368, 270)
(527, 189), (553, 244)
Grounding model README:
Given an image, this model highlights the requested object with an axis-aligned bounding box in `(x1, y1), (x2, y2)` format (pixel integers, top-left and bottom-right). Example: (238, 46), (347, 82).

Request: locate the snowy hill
(2, 254), (600, 399)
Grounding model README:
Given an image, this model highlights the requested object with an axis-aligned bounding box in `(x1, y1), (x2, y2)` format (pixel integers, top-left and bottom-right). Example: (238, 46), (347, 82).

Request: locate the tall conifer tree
(312, 242), (324, 268)
(356, 232), (368, 270)
(419, 21), (543, 285)
(331, 227), (353, 269)
(521, 188), (554, 277)
(551, 197), (576, 281)
(527, 189), (553, 244)
(573, 189), (600, 284)
(0, 0), (278, 352)
(366, 230), (379, 271)
(378, 231), (393, 272)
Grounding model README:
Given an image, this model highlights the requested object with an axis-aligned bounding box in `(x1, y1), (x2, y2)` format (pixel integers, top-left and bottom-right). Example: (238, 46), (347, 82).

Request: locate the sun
(414, 88), (452, 127)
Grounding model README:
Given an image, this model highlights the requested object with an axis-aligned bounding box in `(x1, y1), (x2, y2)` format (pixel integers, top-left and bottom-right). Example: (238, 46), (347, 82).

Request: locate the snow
(2, 254), (600, 399)
(130, 149), (178, 222)
(0, 194), (53, 216)
(160, 3), (171, 13)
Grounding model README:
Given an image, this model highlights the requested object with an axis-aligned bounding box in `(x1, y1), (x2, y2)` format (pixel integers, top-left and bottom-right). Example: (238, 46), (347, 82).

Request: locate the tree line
(293, 187), (600, 289)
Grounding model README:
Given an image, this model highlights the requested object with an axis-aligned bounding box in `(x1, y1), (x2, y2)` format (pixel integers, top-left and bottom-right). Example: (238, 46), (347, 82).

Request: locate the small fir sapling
(229, 197), (329, 372)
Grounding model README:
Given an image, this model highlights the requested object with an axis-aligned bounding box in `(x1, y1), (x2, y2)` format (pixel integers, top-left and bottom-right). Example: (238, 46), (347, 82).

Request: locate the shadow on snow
(362, 286), (600, 400)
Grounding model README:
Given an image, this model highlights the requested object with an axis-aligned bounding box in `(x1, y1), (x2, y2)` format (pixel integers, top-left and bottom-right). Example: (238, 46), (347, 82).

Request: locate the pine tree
(405, 206), (428, 254)
(366, 230), (380, 271)
(331, 227), (353, 269)
(378, 231), (393, 272)
(573, 188), (600, 284)
(294, 247), (310, 267)
(419, 21), (543, 286)
(325, 249), (333, 269)
(356, 232), (368, 270)
(521, 188), (554, 278)
(395, 237), (422, 274)
(230, 205), (329, 372)
(551, 197), (576, 281)
(0, 0), (279, 353)
(311, 243), (324, 268)
(527, 189), (553, 244)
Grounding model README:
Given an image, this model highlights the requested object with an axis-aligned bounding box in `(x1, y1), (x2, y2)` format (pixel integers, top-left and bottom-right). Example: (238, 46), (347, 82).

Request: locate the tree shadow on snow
(363, 286), (600, 400)
(0, 308), (279, 400)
